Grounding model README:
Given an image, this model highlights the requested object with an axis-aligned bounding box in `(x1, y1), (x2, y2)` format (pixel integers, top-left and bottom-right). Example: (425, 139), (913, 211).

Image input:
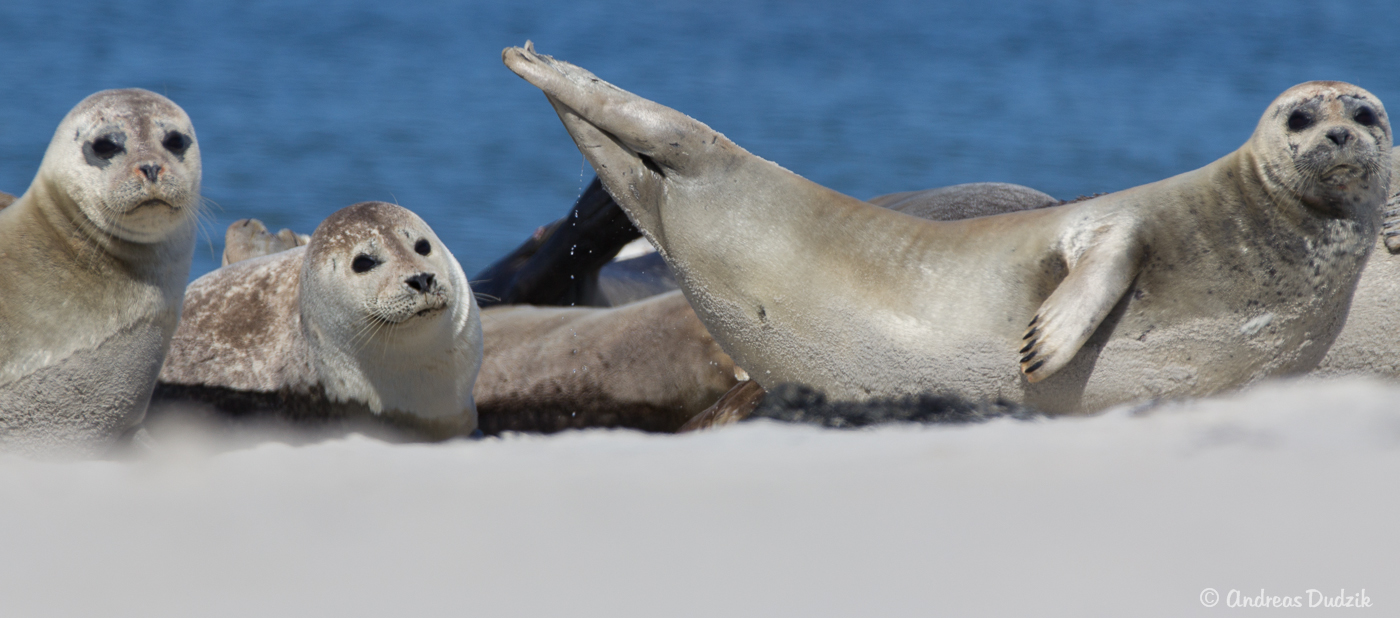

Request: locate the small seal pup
(504, 43), (1390, 413)
(154, 202), (482, 438)
(0, 89), (200, 456)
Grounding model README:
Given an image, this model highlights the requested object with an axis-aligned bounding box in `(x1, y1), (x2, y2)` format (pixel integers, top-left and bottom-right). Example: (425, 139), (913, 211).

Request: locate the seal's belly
(0, 321), (167, 456)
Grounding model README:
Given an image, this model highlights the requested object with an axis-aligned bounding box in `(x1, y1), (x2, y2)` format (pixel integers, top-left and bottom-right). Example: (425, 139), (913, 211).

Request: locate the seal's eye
(415, 239), (431, 256)
(1354, 106), (1379, 127)
(1287, 110), (1314, 132)
(163, 131), (190, 156)
(90, 137), (123, 159)
(351, 254), (379, 273)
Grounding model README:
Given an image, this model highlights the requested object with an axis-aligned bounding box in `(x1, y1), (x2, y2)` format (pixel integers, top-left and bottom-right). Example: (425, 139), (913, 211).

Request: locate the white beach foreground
(2, 377), (1396, 617)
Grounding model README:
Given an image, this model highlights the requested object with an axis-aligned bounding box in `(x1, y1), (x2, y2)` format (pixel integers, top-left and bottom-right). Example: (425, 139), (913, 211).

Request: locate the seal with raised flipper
(0, 89), (201, 456)
(154, 202), (483, 439)
(504, 43), (1390, 413)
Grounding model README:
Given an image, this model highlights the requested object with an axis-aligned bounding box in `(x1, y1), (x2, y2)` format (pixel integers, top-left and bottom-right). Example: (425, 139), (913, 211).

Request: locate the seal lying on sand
(476, 290), (740, 433)
(155, 202), (482, 439)
(505, 43), (1390, 413)
(0, 89), (201, 456)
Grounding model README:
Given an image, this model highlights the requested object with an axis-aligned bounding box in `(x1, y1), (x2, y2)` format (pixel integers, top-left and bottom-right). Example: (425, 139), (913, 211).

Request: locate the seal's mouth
(414, 306), (446, 319)
(1301, 197), (1347, 219)
(1320, 164), (1364, 187)
(129, 198), (177, 213)
(372, 295), (449, 326)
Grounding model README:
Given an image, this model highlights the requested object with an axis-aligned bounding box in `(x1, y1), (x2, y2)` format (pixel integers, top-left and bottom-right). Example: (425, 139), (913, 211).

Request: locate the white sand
(2, 377), (1395, 617)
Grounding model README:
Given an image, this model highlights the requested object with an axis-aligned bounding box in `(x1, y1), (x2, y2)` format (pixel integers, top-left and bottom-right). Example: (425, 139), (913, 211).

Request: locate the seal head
(1250, 81), (1390, 220)
(48, 89), (201, 245)
(301, 202), (483, 432)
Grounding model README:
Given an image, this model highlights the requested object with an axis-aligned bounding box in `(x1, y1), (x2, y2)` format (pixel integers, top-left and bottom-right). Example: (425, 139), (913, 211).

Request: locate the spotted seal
(155, 202), (482, 438)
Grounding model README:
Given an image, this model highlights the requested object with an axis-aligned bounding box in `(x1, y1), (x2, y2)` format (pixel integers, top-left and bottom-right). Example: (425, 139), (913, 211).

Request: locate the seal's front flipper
(1019, 230), (1142, 383)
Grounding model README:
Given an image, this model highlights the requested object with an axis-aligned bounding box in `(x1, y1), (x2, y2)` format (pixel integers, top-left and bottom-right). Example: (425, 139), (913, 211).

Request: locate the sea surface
(1, 0), (1396, 281)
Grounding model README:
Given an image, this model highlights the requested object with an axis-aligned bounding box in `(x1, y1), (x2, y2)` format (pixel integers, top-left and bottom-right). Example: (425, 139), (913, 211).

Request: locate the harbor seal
(0, 89), (201, 456)
(154, 202), (482, 439)
(505, 43), (1390, 413)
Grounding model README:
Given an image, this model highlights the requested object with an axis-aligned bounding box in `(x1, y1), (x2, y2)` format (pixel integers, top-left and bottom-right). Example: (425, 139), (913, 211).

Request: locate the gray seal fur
(0, 89), (200, 456)
(504, 43), (1390, 413)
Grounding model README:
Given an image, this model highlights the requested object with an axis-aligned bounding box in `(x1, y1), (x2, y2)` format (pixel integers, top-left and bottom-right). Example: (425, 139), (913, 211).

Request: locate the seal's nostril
(406, 273), (435, 293)
(1327, 128), (1352, 146)
(139, 164), (161, 182)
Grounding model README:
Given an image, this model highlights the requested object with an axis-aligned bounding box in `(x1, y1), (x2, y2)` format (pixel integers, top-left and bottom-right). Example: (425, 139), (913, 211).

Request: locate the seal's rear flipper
(1020, 230), (1142, 382)
(678, 379), (766, 432)
(503, 42), (738, 237)
(223, 218), (307, 266)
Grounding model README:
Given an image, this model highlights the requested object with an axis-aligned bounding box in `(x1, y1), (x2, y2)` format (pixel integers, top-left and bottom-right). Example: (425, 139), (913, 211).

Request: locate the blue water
(1, 0), (1396, 281)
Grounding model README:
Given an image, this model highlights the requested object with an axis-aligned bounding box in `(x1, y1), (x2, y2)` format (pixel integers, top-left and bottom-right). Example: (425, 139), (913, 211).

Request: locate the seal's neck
(1226, 149), (1339, 234)
(23, 176), (194, 286)
(1232, 143), (1383, 236)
